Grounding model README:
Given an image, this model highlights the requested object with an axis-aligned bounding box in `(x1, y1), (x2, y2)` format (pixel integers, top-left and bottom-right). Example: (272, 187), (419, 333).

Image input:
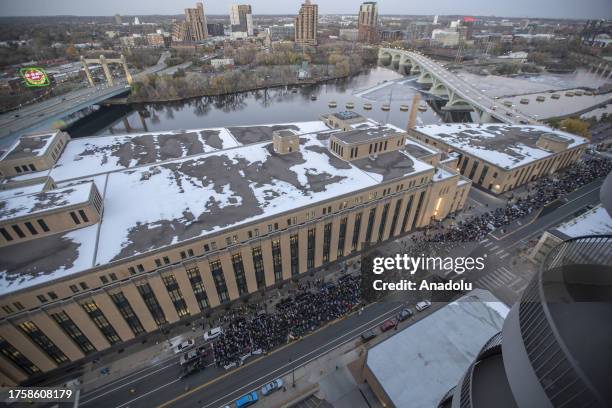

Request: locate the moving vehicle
(173, 339), (195, 354)
(261, 378), (284, 395)
(361, 330), (377, 342)
(204, 327), (223, 341)
(416, 300), (432, 312)
(179, 349), (202, 365)
(398, 308), (414, 321)
(235, 391), (258, 408)
(380, 319), (397, 332)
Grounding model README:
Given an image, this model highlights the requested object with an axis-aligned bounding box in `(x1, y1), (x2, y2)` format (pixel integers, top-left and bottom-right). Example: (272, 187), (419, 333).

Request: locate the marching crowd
(208, 155), (610, 368)
(212, 275), (361, 368)
(417, 155), (612, 246)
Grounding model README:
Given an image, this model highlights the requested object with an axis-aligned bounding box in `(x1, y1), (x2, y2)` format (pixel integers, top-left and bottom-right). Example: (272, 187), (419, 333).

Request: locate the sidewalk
(76, 257), (361, 394)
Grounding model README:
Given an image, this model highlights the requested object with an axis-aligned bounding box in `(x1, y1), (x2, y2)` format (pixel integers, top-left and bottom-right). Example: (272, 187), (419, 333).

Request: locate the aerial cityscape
(0, 1), (610, 407)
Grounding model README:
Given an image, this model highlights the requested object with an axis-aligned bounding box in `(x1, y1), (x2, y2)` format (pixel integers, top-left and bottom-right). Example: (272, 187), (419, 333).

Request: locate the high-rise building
(358, 1), (378, 43)
(295, 0), (318, 46)
(230, 4), (253, 39)
(114, 14), (122, 25)
(173, 2), (208, 43)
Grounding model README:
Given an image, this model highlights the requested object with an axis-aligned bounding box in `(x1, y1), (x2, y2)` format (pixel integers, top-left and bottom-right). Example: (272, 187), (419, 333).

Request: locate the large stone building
(230, 4), (253, 39)
(0, 114), (470, 385)
(173, 2), (208, 43)
(295, 0), (318, 46)
(408, 124), (588, 194)
(357, 1), (378, 43)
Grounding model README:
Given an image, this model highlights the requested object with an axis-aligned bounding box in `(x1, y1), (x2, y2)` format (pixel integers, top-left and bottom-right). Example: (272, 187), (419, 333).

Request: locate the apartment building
(295, 0), (318, 46)
(230, 4), (253, 39)
(358, 2), (379, 43)
(173, 2), (208, 42)
(0, 115), (470, 385)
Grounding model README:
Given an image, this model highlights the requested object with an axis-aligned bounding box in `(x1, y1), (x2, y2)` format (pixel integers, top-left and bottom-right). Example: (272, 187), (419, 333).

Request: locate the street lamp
(289, 357), (296, 387)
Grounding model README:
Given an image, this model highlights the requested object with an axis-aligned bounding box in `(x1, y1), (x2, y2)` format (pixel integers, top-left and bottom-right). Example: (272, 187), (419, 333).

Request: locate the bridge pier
(80, 56), (95, 87)
(100, 55), (115, 86)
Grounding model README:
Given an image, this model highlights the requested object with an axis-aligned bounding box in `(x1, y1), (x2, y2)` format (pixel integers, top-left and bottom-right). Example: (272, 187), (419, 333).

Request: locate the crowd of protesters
(416, 155), (612, 245)
(212, 274), (361, 368)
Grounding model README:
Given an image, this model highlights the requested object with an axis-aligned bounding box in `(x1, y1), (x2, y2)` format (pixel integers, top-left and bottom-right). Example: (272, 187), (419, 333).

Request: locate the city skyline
(0, 0), (611, 19)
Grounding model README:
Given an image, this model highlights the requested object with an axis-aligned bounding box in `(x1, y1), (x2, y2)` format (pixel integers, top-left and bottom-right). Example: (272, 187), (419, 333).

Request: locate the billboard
(20, 67), (50, 87)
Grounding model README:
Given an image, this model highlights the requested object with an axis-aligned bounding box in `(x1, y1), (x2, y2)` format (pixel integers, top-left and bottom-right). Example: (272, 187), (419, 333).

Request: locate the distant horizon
(0, 0), (610, 20)
(0, 13), (600, 21)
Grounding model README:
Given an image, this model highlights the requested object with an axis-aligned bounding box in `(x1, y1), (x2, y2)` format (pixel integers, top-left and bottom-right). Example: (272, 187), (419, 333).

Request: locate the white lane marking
(112, 304), (404, 408)
(499, 253), (509, 259)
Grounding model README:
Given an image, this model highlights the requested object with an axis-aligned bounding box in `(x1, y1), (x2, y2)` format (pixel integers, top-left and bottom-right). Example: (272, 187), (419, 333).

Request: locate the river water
(69, 67), (443, 137)
(68, 66), (610, 138)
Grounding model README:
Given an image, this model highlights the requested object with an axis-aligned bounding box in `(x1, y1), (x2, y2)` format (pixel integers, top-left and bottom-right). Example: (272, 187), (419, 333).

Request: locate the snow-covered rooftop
(0, 121), (434, 295)
(1, 131), (60, 161)
(0, 182), (45, 201)
(0, 182), (94, 223)
(554, 205), (612, 239)
(413, 124), (588, 169)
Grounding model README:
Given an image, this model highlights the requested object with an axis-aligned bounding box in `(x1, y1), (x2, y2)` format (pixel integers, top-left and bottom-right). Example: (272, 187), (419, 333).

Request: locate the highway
(382, 48), (538, 125)
(0, 52), (171, 148)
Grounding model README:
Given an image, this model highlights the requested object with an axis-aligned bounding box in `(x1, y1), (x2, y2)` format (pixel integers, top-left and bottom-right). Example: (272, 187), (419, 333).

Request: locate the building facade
(0, 115), (470, 385)
(295, 0), (318, 46)
(230, 4), (254, 39)
(408, 124), (588, 194)
(357, 2), (378, 43)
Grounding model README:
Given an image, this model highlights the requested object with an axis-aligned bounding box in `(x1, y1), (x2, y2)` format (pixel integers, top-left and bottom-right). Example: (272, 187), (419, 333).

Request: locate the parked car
(261, 378), (284, 395)
(204, 327), (223, 341)
(416, 300), (432, 312)
(361, 330), (377, 342)
(235, 391), (258, 408)
(173, 339), (195, 354)
(398, 308), (413, 322)
(380, 319), (397, 332)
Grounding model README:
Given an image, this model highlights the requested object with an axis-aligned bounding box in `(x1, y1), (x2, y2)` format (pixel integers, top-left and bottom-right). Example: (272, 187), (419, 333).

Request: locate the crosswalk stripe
(499, 253), (509, 259)
(495, 249), (506, 255)
(490, 245), (500, 251)
(479, 238), (489, 244)
(483, 241), (493, 248)
(497, 269), (514, 281)
(489, 274), (506, 286)
(500, 266), (512, 274)
(476, 279), (495, 291)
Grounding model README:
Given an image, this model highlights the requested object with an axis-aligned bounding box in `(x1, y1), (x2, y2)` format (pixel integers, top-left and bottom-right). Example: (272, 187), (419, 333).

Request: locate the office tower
(295, 0), (318, 46)
(230, 4), (253, 39)
(358, 1), (378, 43)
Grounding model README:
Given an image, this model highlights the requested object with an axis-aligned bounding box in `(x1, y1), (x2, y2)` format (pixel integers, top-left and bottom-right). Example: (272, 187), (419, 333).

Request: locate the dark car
(398, 308), (413, 322)
(380, 319), (397, 332)
(361, 330), (377, 342)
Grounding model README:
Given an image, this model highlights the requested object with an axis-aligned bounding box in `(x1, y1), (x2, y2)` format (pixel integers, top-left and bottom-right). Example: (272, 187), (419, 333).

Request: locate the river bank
(127, 71), (360, 104)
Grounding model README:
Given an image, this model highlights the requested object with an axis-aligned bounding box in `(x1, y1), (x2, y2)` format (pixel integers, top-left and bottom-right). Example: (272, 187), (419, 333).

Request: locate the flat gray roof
(366, 289), (508, 408)
(333, 126), (398, 144)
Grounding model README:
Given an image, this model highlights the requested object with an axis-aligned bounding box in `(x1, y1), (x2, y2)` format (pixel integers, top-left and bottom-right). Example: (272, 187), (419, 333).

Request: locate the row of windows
(69, 209), (90, 225)
(13, 163), (37, 174)
(3, 193), (433, 375)
(330, 140), (344, 157)
(368, 139), (389, 155)
(0, 219), (49, 242)
(9, 181), (430, 315)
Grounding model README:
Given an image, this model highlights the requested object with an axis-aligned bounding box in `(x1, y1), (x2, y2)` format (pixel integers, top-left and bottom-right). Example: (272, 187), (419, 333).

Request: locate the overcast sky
(1, 0), (610, 19)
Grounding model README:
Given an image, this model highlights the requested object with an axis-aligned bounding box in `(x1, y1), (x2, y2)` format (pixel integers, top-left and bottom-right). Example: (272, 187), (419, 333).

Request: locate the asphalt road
(463, 178), (603, 304)
(79, 300), (409, 408)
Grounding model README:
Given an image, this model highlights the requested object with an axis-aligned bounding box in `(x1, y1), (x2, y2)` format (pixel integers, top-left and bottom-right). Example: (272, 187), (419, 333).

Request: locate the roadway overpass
(378, 48), (538, 125)
(0, 52), (172, 148)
